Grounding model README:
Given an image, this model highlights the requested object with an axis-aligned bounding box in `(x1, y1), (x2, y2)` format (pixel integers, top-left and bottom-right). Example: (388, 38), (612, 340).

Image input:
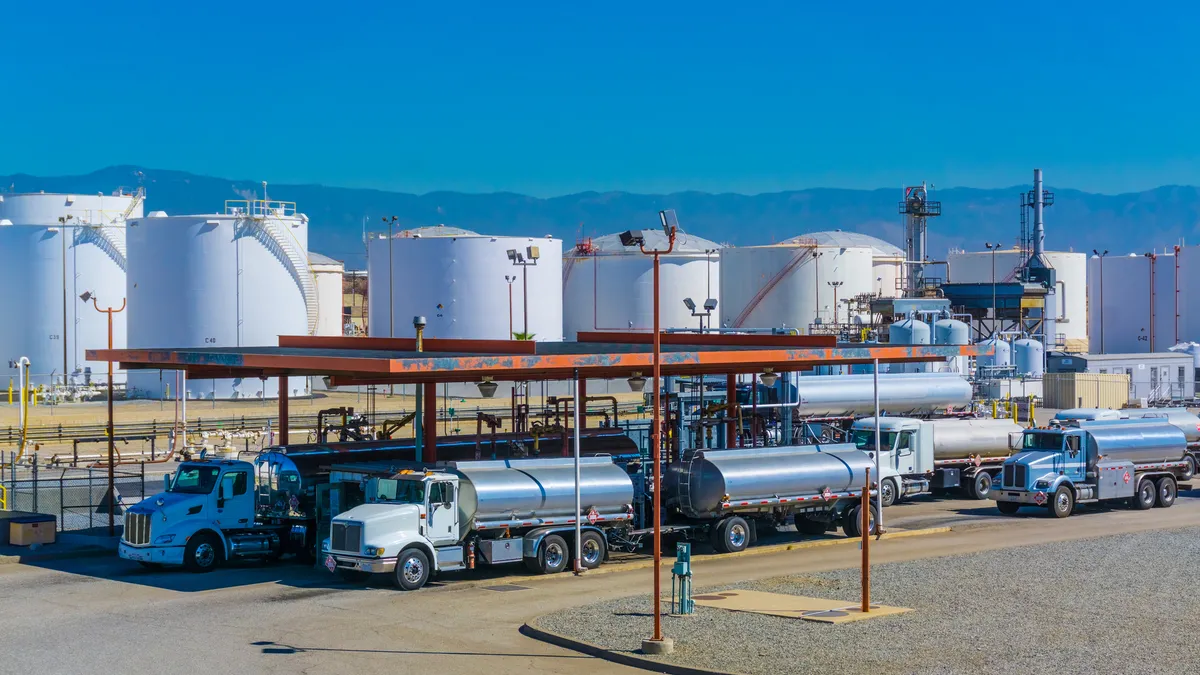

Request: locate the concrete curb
(520, 622), (738, 675)
(446, 526), (952, 591)
(0, 545), (113, 566)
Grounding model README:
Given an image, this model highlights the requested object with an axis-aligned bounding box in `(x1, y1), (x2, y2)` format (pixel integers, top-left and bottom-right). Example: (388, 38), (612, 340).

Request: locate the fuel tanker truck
(849, 417), (1024, 504)
(992, 419), (1190, 518)
(324, 444), (878, 590)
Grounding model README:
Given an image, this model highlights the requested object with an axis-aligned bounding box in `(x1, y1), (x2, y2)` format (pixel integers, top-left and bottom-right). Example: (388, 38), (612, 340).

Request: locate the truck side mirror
(163, 474), (172, 492)
(218, 484), (226, 508)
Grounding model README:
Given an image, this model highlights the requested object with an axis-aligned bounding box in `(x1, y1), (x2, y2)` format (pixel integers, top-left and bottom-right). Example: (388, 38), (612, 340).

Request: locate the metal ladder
(247, 215), (319, 334)
(87, 226), (127, 272)
(120, 187), (145, 221)
(676, 450), (699, 516)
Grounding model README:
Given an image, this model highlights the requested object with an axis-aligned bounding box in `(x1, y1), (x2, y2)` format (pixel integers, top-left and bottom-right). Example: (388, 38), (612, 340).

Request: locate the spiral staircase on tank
(229, 200), (319, 335)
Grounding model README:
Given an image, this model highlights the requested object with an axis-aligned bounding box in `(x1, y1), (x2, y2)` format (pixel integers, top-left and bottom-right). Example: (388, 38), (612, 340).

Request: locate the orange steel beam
(577, 331), (835, 348)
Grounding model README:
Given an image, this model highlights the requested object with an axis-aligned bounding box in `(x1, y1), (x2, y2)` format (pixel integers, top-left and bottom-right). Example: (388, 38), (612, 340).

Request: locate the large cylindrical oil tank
(1124, 408), (1200, 443)
(1087, 252), (1152, 354)
(563, 230), (721, 339)
(1079, 421), (1187, 465)
(0, 190), (143, 386)
(448, 457), (633, 528)
(310, 252), (345, 336)
(126, 202), (312, 399)
(793, 373), (972, 417)
(368, 226), (563, 341)
(719, 241), (874, 331)
(927, 418), (1024, 460)
(1014, 338), (1045, 377)
(679, 445), (874, 515)
(794, 230), (906, 299)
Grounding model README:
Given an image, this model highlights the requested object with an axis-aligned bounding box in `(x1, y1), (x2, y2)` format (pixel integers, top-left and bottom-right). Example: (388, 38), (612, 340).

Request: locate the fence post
(31, 453), (38, 513)
(59, 473), (64, 532)
(89, 470), (94, 530)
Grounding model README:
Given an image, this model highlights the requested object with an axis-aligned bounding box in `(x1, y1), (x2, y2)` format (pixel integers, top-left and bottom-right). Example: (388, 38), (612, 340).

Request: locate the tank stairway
(731, 245), (816, 328)
(241, 215), (319, 335)
(119, 187), (145, 221)
(81, 226), (128, 272)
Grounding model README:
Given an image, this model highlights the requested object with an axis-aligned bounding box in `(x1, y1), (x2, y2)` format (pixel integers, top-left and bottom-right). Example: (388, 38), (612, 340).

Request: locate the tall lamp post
(621, 210), (677, 655)
(505, 275), (516, 338)
(683, 297), (717, 332)
(827, 281), (843, 325)
(86, 292), (126, 536)
(1093, 250), (1108, 352)
(507, 246), (540, 338)
(812, 251), (824, 325)
(985, 243), (1001, 334)
(58, 215), (74, 389)
(382, 217), (398, 337)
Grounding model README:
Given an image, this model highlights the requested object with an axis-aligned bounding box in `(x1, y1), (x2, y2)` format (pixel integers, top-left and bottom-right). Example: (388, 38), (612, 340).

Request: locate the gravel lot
(536, 527), (1200, 675)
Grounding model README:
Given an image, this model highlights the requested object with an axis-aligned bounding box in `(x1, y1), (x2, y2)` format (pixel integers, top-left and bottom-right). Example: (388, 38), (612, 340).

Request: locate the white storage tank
(563, 230), (721, 338)
(976, 337), (1013, 376)
(1087, 252), (1153, 354)
(126, 200), (313, 399)
(798, 230), (905, 299)
(1014, 337), (1045, 377)
(310, 252), (345, 337)
(889, 317), (930, 373)
(0, 189), (143, 386)
(720, 239), (874, 331)
(368, 226), (563, 341)
(949, 248), (1088, 350)
(933, 316), (970, 374)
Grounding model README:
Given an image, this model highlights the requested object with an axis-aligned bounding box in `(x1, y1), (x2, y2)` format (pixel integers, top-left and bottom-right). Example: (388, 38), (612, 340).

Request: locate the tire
(1183, 456), (1196, 482)
(184, 532), (224, 573)
(996, 500), (1021, 515)
(717, 516), (750, 553)
(393, 548), (431, 590)
(1155, 476), (1177, 508)
(842, 504), (879, 538)
(970, 471), (994, 501)
(1132, 478), (1156, 510)
(795, 515), (830, 536)
(537, 535), (570, 574)
(1049, 485), (1074, 518)
(880, 478), (898, 508)
(578, 531), (606, 570)
(338, 568), (370, 583)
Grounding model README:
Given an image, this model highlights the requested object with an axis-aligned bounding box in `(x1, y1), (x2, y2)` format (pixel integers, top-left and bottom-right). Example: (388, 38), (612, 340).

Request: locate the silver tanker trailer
(325, 444), (880, 590)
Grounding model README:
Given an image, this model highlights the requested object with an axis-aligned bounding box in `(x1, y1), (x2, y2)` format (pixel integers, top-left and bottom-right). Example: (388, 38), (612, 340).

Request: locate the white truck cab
(119, 460), (258, 570)
(325, 470), (466, 590)
(848, 417), (932, 506)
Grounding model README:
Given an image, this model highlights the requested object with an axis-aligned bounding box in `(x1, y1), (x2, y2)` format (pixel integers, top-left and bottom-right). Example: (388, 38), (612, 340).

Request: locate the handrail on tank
(224, 199), (297, 218)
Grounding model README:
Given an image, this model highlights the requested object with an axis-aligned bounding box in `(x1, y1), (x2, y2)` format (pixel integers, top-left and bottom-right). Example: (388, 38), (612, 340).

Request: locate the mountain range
(4, 166), (1199, 270)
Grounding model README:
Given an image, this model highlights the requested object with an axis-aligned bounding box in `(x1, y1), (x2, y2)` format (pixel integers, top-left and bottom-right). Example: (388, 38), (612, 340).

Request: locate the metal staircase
(731, 243), (816, 328)
(81, 226), (127, 272)
(120, 187), (145, 221)
(228, 200), (318, 335)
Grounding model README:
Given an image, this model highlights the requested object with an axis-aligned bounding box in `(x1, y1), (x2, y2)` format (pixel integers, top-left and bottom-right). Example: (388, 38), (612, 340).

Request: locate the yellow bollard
(7, 379), (11, 406)
(991, 399), (998, 419)
(1028, 399), (1036, 428)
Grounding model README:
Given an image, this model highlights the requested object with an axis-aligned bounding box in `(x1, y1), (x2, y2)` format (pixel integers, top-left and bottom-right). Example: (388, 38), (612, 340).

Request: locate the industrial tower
(899, 182), (941, 296)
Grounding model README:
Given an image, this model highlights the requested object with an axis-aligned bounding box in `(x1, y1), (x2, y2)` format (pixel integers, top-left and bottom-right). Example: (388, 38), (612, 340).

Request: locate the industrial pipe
(573, 368), (583, 574)
(16, 357), (30, 461)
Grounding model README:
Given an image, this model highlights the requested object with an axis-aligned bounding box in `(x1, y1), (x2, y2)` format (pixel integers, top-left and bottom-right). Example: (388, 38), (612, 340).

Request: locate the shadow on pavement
(250, 639), (591, 659)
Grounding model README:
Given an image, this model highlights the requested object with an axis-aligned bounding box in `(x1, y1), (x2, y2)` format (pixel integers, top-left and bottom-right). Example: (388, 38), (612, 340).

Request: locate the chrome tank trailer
(1125, 408), (1200, 444)
(794, 373), (971, 417)
(928, 418), (1024, 460)
(1078, 421), (1188, 465)
(444, 457), (634, 529)
(671, 445), (874, 517)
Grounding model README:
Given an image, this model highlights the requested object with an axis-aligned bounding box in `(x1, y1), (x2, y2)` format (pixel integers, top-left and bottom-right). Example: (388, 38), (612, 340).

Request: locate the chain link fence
(2, 451), (146, 533)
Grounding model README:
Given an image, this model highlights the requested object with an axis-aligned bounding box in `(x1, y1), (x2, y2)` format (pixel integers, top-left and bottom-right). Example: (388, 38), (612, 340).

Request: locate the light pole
(813, 251), (824, 325)
(1093, 250), (1108, 352)
(507, 246), (540, 338)
(89, 292), (126, 536)
(827, 281), (843, 324)
(505, 275), (516, 338)
(58, 215), (74, 389)
(683, 297), (717, 332)
(985, 243), (1001, 333)
(621, 210), (677, 654)
(382, 217), (398, 337)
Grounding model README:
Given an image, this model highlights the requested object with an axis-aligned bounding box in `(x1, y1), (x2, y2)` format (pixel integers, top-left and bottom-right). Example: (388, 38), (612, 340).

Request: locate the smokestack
(1033, 168), (1045, 258)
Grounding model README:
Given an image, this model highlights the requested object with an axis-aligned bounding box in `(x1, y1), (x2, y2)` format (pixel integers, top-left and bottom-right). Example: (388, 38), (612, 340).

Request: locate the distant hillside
(4, 166), (1199, 269)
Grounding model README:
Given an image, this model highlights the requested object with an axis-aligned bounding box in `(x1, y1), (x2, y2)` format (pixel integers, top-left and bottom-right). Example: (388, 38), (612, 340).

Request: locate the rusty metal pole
(725, 372), (736, 449)
(861, 465), (871, 613)
(94, 297), (126, 536)
(651, 248), (663, 640)
(278, 375), (289, 445)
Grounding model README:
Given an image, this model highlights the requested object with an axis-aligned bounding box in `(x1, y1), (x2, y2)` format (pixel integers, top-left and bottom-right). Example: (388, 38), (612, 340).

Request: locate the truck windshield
(374, 478), (426, 504)
(850, 430), (897, 452)
(170, 466), (221, 494)
(1023, 433), (1064, 451)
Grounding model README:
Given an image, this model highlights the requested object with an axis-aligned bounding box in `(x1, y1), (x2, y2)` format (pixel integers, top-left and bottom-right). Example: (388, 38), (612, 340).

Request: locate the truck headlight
(1034, 480), (1050, 489)
(321, 537), (330, 553)
(366, 546), (385, 557)
(153, 534), (176, 545)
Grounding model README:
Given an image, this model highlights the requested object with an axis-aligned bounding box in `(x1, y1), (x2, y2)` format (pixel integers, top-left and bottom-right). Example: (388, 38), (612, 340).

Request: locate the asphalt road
(4, 490), (1200, 675)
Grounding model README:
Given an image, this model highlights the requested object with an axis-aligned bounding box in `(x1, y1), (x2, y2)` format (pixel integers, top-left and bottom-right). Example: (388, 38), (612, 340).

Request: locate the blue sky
(3, 1), (1196, 195)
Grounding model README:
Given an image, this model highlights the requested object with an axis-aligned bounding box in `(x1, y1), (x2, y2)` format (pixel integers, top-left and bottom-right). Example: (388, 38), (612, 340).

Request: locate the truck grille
(124, 512), (151, 545)
(331, 522), (362, 553)
(1003, 464), (1028, 488)
(1015, 464), (1027, 488)
(1003, 465), (1014, 487)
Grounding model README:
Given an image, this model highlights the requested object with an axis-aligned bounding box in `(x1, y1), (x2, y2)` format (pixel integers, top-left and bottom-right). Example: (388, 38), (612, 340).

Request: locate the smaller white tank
(1014, 338), (1045, 377)
(889, 317), (930, 374)
(933, 317), (970, 374)
(977, 337), (1012, 371)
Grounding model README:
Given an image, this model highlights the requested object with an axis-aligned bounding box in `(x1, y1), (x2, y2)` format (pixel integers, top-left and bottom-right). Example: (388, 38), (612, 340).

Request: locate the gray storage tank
(889, 316), (930, 373)
(977, 337), (1012, 373)
(1014, 338), (1045, 377)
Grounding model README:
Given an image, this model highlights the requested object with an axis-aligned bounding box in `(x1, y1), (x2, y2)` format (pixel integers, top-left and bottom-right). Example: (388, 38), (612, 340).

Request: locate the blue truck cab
(992, 422), (1185, 518)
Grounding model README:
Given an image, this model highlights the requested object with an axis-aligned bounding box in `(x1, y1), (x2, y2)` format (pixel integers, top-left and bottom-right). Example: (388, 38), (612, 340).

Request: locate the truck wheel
(393, 548), (431, 590)
(1155, 476), (1177, 508)
(1132, 478), (1156, 510)
(184, 533), (224, 573)
(578, 531), (606, 570)
(1050, 485), (1074, 518)
(880, 479), (898, 508)
(716, 517), (750, 554)
(1182, 455), (1197, 481)
(537, 535), (570, 574)
(795, 515), (829, 536)
(842, 504), (879, 537)
(970, 472), (994, 501)
(996, 500), (1020, 515)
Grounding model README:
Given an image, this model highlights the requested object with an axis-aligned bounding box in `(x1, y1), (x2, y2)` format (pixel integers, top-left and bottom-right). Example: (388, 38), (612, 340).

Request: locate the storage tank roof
(393, 225), (480, 238)
(309, 252), (343, 267)
(789, 230), (904, 258)
(584, 229), (725, 255)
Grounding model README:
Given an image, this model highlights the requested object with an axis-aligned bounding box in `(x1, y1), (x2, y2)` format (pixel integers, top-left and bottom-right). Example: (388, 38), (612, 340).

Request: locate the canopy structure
(88, 333), (986, 459)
